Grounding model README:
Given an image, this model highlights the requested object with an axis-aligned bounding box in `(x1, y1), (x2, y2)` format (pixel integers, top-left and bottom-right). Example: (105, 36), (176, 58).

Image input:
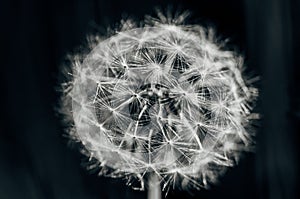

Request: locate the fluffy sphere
(63, 13), (257, 191)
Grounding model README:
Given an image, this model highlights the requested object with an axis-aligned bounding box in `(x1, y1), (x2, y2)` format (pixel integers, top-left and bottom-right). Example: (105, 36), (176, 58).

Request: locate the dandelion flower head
(62, 11), (258, 192)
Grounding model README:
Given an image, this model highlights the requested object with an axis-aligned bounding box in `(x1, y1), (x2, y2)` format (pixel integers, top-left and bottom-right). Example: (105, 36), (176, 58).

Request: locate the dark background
(0, 0), (299, 198)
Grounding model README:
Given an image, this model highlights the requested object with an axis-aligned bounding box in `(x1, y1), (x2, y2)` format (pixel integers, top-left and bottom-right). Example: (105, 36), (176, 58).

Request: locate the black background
(0, 0), (299, 199)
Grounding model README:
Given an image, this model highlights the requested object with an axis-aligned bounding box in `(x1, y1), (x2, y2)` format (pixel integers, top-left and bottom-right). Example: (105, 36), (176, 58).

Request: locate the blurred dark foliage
(0, 0), (299, 199)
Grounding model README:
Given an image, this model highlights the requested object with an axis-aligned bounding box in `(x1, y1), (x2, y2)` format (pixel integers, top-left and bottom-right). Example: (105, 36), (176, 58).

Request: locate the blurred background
(0, 0), (299, 198)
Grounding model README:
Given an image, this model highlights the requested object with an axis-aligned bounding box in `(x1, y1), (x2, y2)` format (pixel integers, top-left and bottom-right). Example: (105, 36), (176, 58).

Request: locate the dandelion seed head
(61, 10), (258, 192)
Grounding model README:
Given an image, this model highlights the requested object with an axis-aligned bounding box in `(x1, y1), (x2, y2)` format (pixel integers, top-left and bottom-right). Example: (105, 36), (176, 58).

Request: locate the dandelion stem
(148, 173), (161, 199)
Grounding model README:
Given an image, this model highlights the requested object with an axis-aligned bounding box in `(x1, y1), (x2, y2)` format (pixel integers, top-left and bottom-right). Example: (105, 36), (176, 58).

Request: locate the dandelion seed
(60, 9), (258, 197)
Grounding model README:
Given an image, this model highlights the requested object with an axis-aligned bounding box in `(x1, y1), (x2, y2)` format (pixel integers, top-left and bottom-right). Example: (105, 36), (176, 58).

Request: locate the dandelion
(60, 9), (258, 198)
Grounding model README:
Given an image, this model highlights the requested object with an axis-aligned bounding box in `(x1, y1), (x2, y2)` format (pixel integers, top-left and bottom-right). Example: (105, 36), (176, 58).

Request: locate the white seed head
(61, 11), (258, 192)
